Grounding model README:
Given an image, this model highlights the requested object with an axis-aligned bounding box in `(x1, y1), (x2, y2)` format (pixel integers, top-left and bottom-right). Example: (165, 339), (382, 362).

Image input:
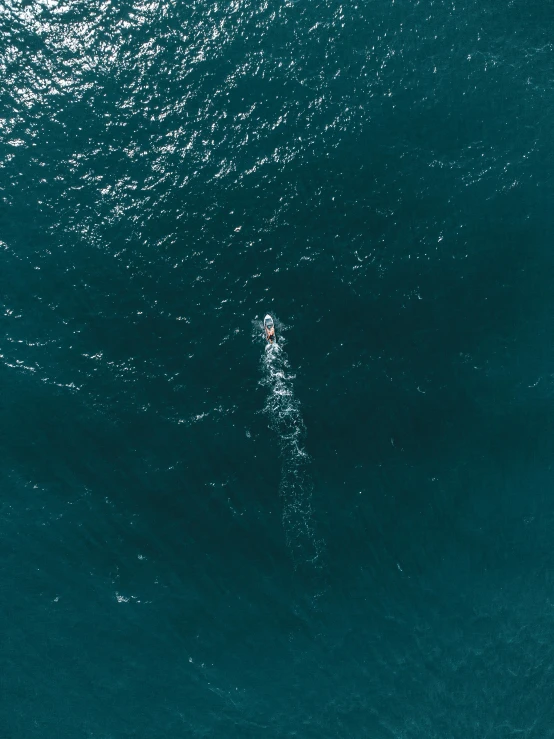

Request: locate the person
(264, 315), (276, 343)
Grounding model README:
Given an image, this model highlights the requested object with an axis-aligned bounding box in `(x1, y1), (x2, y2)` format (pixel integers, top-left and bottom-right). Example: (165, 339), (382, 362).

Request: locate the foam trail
(259, 321), (322, 570)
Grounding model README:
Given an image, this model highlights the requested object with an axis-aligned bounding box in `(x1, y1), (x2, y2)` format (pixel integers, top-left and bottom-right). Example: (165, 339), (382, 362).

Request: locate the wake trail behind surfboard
(258, 321), (324, 573)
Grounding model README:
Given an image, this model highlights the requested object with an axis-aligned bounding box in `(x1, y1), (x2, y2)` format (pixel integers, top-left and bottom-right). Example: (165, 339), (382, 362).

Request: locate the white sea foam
(258, 319), (322, 570)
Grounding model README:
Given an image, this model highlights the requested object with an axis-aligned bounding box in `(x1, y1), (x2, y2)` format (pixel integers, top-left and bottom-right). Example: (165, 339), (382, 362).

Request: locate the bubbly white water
(259, 321), (323, 570)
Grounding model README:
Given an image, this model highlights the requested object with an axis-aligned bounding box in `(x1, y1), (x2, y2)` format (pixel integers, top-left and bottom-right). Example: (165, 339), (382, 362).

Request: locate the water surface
(2, 0), (554, 736)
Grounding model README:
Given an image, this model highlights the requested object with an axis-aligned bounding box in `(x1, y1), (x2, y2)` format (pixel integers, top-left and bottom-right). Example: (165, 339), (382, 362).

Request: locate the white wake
(258, 321), (323, 570)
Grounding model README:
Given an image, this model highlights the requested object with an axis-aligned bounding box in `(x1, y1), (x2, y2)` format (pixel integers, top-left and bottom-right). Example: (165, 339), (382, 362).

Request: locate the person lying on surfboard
(264, 315), (276, 343)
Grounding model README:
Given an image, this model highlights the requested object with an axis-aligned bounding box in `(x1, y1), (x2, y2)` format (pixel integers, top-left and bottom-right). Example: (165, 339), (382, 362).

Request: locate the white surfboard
(264, 314), (276, 343)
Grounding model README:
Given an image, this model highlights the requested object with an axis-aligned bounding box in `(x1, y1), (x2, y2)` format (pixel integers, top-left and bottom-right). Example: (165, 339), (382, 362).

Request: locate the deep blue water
(2, 0), (554, 736)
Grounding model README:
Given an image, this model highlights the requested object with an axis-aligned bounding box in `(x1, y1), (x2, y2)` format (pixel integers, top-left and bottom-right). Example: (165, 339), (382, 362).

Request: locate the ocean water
(2, 0), (554, 735)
